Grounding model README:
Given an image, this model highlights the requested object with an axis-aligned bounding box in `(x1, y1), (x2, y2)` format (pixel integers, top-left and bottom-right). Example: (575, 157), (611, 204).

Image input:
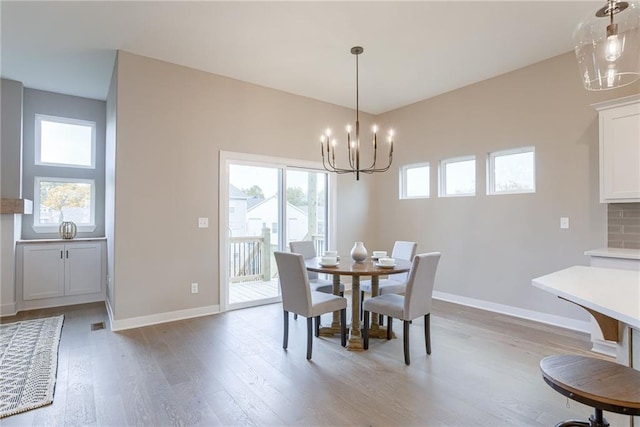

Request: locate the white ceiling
(1, 1), (600, 114)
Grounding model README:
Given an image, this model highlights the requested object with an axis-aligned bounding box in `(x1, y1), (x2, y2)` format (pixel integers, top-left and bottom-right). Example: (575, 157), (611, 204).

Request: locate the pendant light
(573, 0), (640, 90)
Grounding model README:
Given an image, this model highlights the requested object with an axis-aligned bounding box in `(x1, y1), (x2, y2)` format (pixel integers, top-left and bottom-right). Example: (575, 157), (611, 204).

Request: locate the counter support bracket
(559, 297), (619, 342)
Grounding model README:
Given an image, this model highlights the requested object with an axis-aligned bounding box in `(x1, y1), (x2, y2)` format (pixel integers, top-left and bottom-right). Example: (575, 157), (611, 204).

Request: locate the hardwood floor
(1, 298), (628, 426)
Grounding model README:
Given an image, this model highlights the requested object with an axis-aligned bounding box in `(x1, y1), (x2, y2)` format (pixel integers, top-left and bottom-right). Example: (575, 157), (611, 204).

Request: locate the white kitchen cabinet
(22, 244), (65, 300)
(593, 95), (640, 203)
(17, 238), (106, 310)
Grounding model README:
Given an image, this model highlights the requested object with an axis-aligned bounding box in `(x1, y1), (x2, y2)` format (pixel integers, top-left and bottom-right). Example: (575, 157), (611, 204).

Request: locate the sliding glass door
(220, 152), (334, 311)
(227, 163), (282, 307)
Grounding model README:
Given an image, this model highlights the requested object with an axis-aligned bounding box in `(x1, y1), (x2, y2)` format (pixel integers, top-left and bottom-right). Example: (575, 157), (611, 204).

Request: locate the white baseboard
(432, 291), (591, 334)
(109, 304), (221, 331)
(0, 302), (17, 317)
(591, 340), (617, 358)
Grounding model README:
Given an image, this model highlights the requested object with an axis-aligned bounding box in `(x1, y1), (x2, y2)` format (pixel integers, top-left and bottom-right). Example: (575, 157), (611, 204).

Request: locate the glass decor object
(59, 221), (77, 239)
(573, 0), (640, 90)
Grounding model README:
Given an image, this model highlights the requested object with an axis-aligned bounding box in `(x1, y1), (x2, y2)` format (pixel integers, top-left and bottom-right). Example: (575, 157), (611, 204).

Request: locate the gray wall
(21, 89), (106, 239)
(373, 51), (639, 322)
(0, 79), (24, 315)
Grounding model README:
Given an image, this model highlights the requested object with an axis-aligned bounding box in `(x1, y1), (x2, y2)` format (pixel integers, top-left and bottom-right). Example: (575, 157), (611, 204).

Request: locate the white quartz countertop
(584, 247), (640, 260)
(532, 266), (640, 329)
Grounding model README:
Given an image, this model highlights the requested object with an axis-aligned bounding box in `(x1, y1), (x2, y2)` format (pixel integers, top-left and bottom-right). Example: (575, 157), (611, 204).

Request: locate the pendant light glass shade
(573, 1), (640, 91)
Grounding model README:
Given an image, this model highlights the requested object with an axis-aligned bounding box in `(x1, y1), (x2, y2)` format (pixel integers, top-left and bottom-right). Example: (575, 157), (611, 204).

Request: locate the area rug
(0, 315), (64, 418)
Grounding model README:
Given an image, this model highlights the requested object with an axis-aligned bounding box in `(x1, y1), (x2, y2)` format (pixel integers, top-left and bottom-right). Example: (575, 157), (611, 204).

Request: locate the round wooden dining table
(305, 257), (412, 350)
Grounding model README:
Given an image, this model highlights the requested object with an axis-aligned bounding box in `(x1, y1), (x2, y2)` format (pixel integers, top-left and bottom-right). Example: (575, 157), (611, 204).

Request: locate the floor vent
(91, 322), (105, 331)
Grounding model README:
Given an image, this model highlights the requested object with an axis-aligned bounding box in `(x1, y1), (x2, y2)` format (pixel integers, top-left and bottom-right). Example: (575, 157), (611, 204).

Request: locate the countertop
(584, 247), (640, 260)
(17, 237), (107, 244)
(532, 266), (640, 329)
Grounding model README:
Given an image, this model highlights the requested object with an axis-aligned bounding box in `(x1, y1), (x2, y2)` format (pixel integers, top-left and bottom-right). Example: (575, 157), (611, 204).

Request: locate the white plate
(319, 262), (339, 267)
(376, 263), (396, 268)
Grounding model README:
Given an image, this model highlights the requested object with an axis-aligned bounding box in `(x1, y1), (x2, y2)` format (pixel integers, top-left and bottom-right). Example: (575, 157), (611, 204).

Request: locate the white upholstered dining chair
(360, 241), (417, 319)
(289, 240), (345, 320)
(274, 251), (347, 360)
(289, 241), (345, 295)
(363, 252), (441, 365)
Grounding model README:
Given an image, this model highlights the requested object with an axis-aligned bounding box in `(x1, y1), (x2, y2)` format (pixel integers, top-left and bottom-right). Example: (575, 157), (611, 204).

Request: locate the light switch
(560, 217), (569, 229)
(198, 217), (209, 228)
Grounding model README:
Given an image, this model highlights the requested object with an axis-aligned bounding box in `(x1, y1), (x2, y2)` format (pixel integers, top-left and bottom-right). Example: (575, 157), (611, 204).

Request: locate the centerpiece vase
(350, 242), (368, 263)
(59, 221), (77, 239)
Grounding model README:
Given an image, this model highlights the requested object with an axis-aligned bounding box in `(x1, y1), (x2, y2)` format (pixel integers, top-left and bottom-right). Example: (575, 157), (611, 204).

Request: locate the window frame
(33, 176), (96, 233)
(487, 146), (536, 195)
(399, 162), (430, 199)
(35, 113), (96, 169)
(438, 155), (476, 197)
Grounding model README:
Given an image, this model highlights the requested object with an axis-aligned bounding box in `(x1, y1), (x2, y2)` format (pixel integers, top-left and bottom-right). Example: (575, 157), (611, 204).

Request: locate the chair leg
(306, 317), (313, 360)
(315, 316), (320, 337)
(340, 308), (347, 347)
(425, 313), (431, 355)
(403, 320), (411, 365)
(283, 310), (289, 349)
(360, 291), (364, 319)
(363, 311), (370, 350)
(387, 317), (393, 340)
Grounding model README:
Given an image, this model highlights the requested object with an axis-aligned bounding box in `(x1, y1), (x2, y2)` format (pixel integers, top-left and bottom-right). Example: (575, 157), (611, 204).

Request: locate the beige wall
(110, 51), (375, 321)
(373, 52), (639, 320)
(110, 50), (638, 326)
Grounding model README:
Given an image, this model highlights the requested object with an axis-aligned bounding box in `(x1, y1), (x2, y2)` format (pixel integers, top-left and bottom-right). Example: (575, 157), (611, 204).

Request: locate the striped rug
(0, 315), (64, 418)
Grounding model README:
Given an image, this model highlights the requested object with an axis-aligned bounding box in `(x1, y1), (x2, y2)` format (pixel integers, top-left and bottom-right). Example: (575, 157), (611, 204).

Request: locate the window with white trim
(34, 177), (96, 232)
(487, 147), (535, 195)
(35, 114), (96, 168)
(400, 163), (430, 199)
(439, 156), (476, 197)
(31, 113), (98, 233)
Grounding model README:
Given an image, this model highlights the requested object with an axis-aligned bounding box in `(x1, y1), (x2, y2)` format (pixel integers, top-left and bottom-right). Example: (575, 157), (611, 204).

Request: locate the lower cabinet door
(23, 244), (65, 300)
(65, 242), (102, 296)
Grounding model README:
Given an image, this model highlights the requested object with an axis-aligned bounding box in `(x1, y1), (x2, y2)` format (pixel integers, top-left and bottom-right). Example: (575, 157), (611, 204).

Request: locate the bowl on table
(320, 256), (338, 266)
(377, 257), (395, 267)
(372, 251), (387, 260)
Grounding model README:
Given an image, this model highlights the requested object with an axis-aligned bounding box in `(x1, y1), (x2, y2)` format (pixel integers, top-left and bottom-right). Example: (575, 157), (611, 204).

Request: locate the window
(34, 177), (95, 232)
(488, 147), (535, 195)
(35, 114), (96, 168)
(439, 156), (476, 197)
(400, 163), (430, 199)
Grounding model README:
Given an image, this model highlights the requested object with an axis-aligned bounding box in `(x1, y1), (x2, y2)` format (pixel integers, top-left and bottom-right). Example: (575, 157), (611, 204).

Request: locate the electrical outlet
(560, 217), (569, 229)
(191, 282), (198, 294)
(198, 217), (209, 228)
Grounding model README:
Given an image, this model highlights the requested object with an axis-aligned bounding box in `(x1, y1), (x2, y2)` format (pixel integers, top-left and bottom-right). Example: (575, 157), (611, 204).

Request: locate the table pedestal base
(367, 323), (397, 339)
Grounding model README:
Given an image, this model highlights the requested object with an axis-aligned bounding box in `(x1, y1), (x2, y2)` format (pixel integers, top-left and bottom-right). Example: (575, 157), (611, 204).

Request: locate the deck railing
(229, 229), (325, 283)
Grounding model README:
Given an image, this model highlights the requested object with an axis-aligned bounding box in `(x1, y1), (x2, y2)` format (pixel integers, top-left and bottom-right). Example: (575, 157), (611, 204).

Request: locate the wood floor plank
(3, 299), (629, 426)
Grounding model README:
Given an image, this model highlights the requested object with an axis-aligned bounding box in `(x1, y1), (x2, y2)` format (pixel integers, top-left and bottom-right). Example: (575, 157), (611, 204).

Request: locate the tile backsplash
(608, 203), (640, 249)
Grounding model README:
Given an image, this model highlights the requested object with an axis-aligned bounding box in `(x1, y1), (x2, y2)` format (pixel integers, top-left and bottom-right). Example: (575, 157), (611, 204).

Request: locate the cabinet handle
(66, 250), (69, 259)
(60, 250), (63, 259)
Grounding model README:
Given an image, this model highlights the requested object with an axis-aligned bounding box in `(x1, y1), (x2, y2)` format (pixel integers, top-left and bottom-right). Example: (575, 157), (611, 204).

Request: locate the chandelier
(319, 46), (394, 181)
(573, 0), (640, 90)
